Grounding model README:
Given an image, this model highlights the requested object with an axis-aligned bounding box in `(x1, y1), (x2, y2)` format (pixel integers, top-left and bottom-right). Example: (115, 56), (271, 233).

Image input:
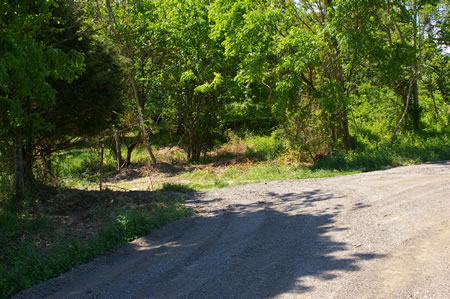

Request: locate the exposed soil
(16, 161), (450, 298)
(104, 144), (261, 188)
(23, 188), (183, 247)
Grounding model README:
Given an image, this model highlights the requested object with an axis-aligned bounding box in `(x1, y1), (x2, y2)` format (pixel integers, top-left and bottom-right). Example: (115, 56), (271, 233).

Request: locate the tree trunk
(129, 73), (157, 164)
(391, 73), (418, 144)
(125, 142), (138, 166)
(113, 128), (123, 170)
(411, 82), (420, 130)
(14, 128), (24, 210)
(429, 88), (439, 117)
(411, 0), (422, 131)
(23, 143), (35, 192)
(411, 0), (420, 130)
(341, 114), (353, 149)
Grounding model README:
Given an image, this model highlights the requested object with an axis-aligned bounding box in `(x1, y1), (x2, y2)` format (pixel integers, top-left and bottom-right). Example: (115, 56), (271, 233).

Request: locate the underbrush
(51, 146), (117, 188)
(244, 133), (284, 160)
(0, 195), (192, 298)
(91, 129), (450, 192)
(314, 132), (450, 172)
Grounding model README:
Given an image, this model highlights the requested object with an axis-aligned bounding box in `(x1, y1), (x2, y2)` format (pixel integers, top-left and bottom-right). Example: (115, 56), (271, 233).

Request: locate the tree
(149, 0), (233, 161)
(35, 1), (124, 175)
(376, 0), (449, 134)
(210, 0), (384, 158)
(80, 0), (159, 164)
(0, 0), (84, 208)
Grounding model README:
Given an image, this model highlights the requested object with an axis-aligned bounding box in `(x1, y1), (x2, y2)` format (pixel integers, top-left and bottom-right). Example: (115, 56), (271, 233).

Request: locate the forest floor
(16, 161), (450, 298)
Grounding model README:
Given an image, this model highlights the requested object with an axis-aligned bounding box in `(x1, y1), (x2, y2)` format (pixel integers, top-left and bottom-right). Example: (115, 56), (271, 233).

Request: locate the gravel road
(16, 162), (450, 298)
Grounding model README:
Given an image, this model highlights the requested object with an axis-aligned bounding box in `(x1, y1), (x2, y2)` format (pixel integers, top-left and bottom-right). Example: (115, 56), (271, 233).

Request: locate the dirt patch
(103, 146), (263, 190)
(13, 188), (189, 249)
(106, 168), (141, 182)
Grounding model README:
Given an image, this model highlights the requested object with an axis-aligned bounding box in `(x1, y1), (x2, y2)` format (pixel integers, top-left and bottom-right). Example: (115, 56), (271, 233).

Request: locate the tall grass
(244, 132), (284, 160)
(315, 132), (450, 172)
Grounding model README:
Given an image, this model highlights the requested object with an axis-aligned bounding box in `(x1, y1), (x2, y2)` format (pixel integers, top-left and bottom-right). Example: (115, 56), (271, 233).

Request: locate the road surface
(17, 162), (450, 298)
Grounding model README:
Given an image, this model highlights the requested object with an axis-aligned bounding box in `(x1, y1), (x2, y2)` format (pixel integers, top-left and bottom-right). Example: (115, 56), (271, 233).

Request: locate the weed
(213, 177), (229, 188)
(0, 211), (49, 251)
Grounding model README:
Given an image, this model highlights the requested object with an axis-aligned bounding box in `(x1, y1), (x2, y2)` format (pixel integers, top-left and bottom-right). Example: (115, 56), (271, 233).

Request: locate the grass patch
(314, 133), (450, 172)
(156, 132), (449, 191)
(244, 133), (284, 160)
(51, 146), (117, 188)
(173, 162), (357, 191)
(161, 182), (196, 193)
(0, 194), (192, 298)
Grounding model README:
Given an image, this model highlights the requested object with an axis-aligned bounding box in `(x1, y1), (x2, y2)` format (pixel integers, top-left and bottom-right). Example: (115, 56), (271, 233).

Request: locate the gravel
(16, 161), (450, 298)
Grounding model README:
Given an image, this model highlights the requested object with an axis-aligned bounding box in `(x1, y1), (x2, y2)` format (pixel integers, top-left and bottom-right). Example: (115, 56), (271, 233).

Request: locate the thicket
(1, 0), (449, 209)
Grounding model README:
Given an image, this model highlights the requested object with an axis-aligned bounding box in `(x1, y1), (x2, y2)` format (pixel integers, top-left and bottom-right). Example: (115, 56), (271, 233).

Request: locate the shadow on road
(115, 188), (385, 297)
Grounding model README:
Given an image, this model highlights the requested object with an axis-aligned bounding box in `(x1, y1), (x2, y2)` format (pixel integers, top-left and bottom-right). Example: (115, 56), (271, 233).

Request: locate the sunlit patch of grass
(181, 169), (215, 180)
(164, 161), (357, 192)
(129, 145), (150, 165)
(51, 146), (116, 189)
(244, 134), (284, 160)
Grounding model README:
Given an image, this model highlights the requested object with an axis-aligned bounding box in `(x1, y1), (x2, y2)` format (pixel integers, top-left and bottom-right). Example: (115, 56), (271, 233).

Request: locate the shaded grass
(161, 182), (196, 193)
(51, 147), (117, 188)
(0, 196), (192, 298)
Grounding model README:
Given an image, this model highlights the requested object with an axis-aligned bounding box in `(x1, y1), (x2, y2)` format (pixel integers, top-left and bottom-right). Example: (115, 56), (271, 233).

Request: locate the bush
(245, 132), (284, 160)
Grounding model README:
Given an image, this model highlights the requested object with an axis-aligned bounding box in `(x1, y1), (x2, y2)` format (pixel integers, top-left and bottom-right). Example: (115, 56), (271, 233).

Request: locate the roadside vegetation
(0, 0), (449, 297)
(0, 192), (191, 298)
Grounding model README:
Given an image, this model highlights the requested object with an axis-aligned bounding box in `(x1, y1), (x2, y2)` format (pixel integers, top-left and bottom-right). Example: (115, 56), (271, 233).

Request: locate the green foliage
(314, 132), (450, 172)
(0, 1), (84, 138)
(51, 147), (116, 186)
(0, 211), (49, 252)
(244, 133), (284, 160)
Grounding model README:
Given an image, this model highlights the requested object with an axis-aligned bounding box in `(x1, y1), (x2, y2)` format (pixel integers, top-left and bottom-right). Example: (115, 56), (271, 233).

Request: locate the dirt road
(17, 162), (450, 298)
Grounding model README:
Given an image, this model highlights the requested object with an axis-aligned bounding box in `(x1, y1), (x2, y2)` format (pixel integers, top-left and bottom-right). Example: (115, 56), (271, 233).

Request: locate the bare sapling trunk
(130, 74), (157, 165)
(113, 128), (123, 170)
(411, 1), (420, 130)
(14, 128), (24, 210)
(391, 73), (419, 145)
(99, 143), (104, 191)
